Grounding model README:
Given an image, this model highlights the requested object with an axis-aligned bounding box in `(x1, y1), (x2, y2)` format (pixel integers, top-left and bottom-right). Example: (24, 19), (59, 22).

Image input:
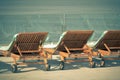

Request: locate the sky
(0, 0), (120, 15)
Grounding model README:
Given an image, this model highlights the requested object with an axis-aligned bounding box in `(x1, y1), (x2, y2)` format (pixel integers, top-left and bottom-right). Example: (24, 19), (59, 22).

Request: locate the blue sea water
(0, 14), (120, 44)
(0, 0), (120, 44)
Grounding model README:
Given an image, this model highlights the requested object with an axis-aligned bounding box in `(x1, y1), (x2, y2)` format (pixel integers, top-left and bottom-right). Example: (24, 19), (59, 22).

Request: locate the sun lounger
(88, 30), (120, 67)
(0, 32), (50, 72)
(44, 30), (94, 69)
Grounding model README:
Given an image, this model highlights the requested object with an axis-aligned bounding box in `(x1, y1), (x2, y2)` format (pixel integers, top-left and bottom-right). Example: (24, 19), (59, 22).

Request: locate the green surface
(0, 0), (120, 44)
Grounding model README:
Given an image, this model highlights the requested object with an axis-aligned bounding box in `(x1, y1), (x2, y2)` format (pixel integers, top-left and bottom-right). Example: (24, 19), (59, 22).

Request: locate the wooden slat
(57, 30), (94, 52)
(11, 32), (48, 56)
(96, 30), (120, 50)
(21, 50), (40, 53)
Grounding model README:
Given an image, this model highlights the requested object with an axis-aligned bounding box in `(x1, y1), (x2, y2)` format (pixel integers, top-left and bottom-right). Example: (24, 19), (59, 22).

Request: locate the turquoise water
(0, 0), (120, 44)
(0, 14), (120, 44)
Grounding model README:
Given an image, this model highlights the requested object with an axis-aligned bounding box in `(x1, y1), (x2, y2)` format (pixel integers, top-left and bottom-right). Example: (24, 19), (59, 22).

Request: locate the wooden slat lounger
(87, 30), (120, 67)
(6, 32), (50, 72)
(44, 30), (94, 69)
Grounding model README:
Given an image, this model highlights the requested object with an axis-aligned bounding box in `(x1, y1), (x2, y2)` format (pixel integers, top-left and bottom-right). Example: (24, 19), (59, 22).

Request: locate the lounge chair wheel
(89, 61), (95, 68)
(59, 61), (64, 70)
(45, 64), (50, 71)
(11, 64), (17, 73)
(100, 60), (105, 67)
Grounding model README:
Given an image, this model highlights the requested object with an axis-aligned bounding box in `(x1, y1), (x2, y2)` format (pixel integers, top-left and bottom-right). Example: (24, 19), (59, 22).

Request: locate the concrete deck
(0, 57), (120, 80)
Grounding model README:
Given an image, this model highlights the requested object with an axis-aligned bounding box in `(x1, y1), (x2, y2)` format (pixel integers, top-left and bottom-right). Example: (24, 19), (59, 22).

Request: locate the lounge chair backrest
(11, 32), (48, 53)
(56, 30), (94, 51)
(95, 30), (120, 50)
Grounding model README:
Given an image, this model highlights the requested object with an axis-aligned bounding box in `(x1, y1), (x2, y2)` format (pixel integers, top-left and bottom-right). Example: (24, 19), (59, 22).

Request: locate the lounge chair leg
(43, 58), (50, 71)
(100, 56), (105, 67)
(45, 64), (50, 71)
(59, 56), (65, 70)
(59, 61), (64, 70)
(11, 64), (17, 73)
(89, 61), (95, 68)
(97, 53), (105, 67)
(11, 54), (19, 73)
(100, 60), (105, 67)
(11, 57), (18, 73)
(88, 56), (95, 68)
